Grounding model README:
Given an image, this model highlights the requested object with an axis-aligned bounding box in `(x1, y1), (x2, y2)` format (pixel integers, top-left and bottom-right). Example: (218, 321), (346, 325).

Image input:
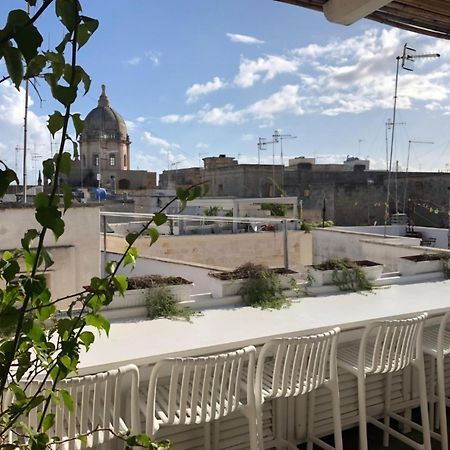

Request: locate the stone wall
(0, 205), (100, 307)
(104, 230), (312, 271)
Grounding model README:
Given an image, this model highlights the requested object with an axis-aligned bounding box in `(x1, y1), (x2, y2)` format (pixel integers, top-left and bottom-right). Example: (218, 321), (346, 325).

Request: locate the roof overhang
(276, 0), (450, 40)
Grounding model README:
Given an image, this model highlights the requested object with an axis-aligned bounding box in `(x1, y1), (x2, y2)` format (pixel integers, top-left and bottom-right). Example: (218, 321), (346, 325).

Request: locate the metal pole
(23, 78), (29, 203)
(384, 56), (400, 237)
(103, 215), (107, 273)
(283, 219), (289, 270)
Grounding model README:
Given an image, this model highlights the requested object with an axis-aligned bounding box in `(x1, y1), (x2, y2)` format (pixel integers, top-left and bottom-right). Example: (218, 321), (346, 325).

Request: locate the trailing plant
(145, 287), (194, 322)
(261, 203), (287, 217)
(238, 264), (291, 310)
(0, 2), (206, 449)
(311, 258), (373, 292)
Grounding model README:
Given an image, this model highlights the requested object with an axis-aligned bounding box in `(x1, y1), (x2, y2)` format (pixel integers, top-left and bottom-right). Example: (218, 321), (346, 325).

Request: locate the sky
(1, 0), (450, 184)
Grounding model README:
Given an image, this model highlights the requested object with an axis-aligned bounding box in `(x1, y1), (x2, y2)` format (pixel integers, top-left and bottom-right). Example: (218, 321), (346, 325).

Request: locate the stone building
(69, 85), (156, 191)
(160, 154), (450, 227)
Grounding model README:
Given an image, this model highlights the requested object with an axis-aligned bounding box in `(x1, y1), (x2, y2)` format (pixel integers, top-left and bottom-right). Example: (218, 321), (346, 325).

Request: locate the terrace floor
(301, 410), (450, 449)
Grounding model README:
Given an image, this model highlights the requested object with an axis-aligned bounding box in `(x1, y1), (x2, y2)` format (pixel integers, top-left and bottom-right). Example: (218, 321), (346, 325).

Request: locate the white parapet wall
(0, 204), (100, 307)
(104, 230), (312, 271)
(311, 227), (438, 271)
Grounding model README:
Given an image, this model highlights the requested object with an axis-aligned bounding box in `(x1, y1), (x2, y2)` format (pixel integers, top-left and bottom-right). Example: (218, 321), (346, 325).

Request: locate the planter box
(209, 278), (245, 299)
(398, 255), (443, 276)
(209, 268), (300, 298)
(307, 260), (383, 287)
(105, 284), (193, 311)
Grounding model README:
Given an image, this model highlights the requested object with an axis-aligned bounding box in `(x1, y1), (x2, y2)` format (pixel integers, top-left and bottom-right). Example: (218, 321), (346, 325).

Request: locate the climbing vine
(0, 2), (205, 449)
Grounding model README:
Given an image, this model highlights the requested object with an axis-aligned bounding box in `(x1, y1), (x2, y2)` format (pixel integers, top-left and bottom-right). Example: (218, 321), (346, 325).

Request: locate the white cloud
(125, 50), (160, 66)
(0, 82), (53, 184)
(195, 142), (209, 149)
(186, 77), (225, 104)
(198, 104), (244, 125)
(226, 33), (264, 45)
(136, 116), (146, 123)
(160, 114), (195, 124)
(234, 55), (300, 88)
(241, 133), (255, 142)
(142, 131), (172, 149)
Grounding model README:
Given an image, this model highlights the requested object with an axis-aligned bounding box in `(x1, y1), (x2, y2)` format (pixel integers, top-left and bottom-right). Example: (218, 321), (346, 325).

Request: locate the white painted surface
(79, 279), (450, 373)
(323, 0), (392, 24)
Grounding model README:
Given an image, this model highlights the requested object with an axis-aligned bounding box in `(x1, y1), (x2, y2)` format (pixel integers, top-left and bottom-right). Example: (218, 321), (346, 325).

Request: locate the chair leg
(275, 398), (284, 449)
(330, 378), (343, 450)
(256, 403), (265, 450)
(383, 373), (392, 447)
(415, 361), (432, 450)
(429, 356), (436, 431)
(436, 356), (449, 450)
(204, 422), (211, 450)
(247, 414), (259, 450)
(306, 390), (315, 450)
(357, 374), (369, 450)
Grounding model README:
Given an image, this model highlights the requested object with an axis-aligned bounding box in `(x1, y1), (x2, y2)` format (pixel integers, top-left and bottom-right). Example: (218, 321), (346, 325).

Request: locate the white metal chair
(255, 327), (342, 450)
(144, 346), (258, 450)
(423, 310), (450, 450)
(337, 313), (431, 450)
(11, 364), (139, 450)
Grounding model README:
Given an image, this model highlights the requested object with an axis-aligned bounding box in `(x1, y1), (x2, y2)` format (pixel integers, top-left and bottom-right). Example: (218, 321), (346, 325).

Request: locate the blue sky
(1, 0), (450, 183)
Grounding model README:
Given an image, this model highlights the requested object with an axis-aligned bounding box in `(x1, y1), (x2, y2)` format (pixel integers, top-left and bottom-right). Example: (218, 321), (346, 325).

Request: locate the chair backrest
(360, 313), (428, 375)
(255, 327), (340, 403)
(15, 364), (139, 449)
(145, 346), (256, 435)
(436, 310), (450, 355)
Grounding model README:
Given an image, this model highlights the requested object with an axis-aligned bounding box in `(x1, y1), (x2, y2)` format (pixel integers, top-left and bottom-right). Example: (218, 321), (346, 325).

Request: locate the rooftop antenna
(402, 140), (434, 211)
(384, 43), (440, 236)
(273, 130), (297, 191)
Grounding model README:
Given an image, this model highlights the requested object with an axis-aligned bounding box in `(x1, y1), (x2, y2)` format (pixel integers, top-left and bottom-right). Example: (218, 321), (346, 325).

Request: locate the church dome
(82, 85), (128, 141)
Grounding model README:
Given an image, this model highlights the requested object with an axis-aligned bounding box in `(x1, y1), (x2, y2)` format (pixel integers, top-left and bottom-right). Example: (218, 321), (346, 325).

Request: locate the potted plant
(208, 263), (298, 298)
(307, 258), (383, 291)
(398, 253), (450, 276)
(146, 286), (195, 321)
(104, 275), (193, 316)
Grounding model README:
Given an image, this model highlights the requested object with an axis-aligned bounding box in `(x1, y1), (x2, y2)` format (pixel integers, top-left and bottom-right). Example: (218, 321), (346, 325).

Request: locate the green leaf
(77, 18), (99, 49)
(41, 413), (55, 433)
(125, 232), (138, 245)
(55, 0), (80, 32)
(35, 206), (65, 239)
(187, 185), (202, 201)
(34, 192), (49, 209)
(148, 227), (159, 246)
(123, 246), (138, 267)
(25, 54), (46, 78)
(14, 23), (43, 63)
(47, 111), (64, 137)
(41, 247), (54, 269)
(61, 183), (73, 212)
(2, 44), (24, 89)
(60, 389), (73, 413)
(2, 259), (20, 282)
(42, 158), (55, 180)
(0, 162), (19, 197)
(71, 113), (84, 137)
(105, 260), (116, 275)
(153, 212), (167, 226)
(113, 275), (128, 295)
(53, 85), (77, 107)
(58, 152), (72, 176)
(79, 331), (95, 350)
(55, 31), (71, 53)
(24, 250), (36, 271)
(85, 313), (110, 335)
(176, 187), (189, 201)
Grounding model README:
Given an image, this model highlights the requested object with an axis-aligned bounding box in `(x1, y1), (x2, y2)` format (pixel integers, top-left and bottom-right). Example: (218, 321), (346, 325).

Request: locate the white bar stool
(144, 346), (258, 450)
(255, 327), (342, 450)
(423, 310), (450, 450)
(337, 313), (431, 450)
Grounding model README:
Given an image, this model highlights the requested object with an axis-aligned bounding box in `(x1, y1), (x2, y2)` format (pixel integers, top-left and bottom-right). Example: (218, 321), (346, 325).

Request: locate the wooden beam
(323, 0), (392, 24)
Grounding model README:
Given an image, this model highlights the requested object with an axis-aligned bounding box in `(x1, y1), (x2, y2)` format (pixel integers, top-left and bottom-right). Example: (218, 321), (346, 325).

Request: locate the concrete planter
(307, 261), (383, 287)
(398, 255), (443, 276)
(209, 269), (299, 298)
(105, 284), (193, 311)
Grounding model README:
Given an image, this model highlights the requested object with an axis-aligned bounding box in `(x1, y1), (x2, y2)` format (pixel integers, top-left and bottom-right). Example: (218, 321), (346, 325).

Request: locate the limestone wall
(0, 205), (100, 306)
(104, 230), (312, 271)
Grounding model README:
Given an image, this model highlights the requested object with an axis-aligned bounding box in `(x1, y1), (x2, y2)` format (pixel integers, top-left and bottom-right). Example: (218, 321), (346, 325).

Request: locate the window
(94, 154), (99, 166)
(123, 154), (127, 167)
(109, 154), (116, 166)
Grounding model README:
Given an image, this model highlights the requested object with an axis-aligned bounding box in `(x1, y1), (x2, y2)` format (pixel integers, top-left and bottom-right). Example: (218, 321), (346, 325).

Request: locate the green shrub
(145, 287), (194, 321)
(239, 265), (291, 310)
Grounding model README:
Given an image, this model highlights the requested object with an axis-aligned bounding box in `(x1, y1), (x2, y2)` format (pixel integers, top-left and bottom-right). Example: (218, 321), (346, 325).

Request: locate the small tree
(0, 2), (204, 448)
